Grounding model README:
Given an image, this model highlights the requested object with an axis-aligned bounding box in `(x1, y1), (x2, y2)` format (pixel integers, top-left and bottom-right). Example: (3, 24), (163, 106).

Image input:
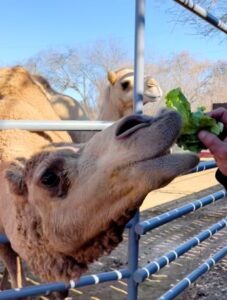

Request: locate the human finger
(208, 108), (227, 125)
(198, 130), (225, 155)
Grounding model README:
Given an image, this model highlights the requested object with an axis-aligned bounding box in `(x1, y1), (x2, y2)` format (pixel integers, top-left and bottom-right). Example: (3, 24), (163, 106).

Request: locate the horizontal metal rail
(190, 160), (216, 173)
(0, 235), (9, 244)
(135, 189), (226, 235)
(0, 120), (113, 131)
(158, 246), (227, 300)
(0, 269), (130, 299)
(134, 218), (227, 283)
(174, 0), (227, 34)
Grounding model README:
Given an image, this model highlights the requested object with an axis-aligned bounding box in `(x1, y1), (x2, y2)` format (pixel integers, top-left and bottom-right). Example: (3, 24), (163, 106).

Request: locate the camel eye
(121, 80), (130, 90)
(40, 170), (60, 188)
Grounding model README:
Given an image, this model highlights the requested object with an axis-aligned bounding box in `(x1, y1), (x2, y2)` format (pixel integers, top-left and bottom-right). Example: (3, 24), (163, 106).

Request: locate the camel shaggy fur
(0, 66), (198, 292)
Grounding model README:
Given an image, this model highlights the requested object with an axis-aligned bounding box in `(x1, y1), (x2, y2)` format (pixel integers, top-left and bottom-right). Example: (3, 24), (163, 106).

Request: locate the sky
(0, 0), (226, 66)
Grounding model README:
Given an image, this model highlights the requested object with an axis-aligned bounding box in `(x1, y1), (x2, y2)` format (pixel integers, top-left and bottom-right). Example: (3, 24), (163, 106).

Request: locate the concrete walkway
(141, 168), (218, 211)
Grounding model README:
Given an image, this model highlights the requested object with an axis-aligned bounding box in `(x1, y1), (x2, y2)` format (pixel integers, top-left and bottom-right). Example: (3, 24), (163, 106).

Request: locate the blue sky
(0, 0), (226, 66)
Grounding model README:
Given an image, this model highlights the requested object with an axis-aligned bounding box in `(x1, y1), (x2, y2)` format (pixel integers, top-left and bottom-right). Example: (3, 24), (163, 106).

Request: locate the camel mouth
(134, 122), (181, 163)
(143, 94), (161, 103)
(115, 109), (183, 169)
(135, 143), (173, 165)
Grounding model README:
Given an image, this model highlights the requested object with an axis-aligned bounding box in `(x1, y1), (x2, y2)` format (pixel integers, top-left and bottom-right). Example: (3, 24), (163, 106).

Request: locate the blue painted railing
(159, 246), (227, 300)
(0, 160), (226, 299)
(174, 0), (227, 34)
(134, 217), (227, 283)
(135, 189), (226, 235)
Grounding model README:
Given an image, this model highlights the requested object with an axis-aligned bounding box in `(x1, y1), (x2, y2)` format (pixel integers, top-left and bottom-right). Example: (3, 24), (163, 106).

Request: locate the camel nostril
(115, 114), (152, 139)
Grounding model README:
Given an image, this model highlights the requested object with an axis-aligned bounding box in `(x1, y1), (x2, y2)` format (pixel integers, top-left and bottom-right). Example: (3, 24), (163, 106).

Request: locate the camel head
(5, 109), (198, 282)
(103, 68), (162, 120)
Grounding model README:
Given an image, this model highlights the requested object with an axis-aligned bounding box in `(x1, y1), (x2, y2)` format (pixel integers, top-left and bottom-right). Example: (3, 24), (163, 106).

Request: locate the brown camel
(0, 66), (198, 296)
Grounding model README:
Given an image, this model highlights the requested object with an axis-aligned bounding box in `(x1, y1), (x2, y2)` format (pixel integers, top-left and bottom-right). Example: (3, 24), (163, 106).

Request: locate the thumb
(198, 130), (223, 154)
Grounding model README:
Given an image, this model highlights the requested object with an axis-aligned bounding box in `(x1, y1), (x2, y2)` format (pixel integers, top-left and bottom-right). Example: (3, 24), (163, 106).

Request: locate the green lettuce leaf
(165, 88), (224, 152)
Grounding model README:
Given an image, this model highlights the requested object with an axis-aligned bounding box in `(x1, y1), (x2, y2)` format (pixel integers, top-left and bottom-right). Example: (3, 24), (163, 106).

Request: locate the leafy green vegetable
(165, 88), (224, 152)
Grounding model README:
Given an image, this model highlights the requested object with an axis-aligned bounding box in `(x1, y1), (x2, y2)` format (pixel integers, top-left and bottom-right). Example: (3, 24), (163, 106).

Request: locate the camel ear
(107, 70), (117, 85)
(147, 78), (158, 87)
(5, 162), (28, 196)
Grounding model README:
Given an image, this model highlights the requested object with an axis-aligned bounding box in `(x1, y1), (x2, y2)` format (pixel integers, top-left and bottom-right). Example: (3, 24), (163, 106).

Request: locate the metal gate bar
(174, 0), (227, 34)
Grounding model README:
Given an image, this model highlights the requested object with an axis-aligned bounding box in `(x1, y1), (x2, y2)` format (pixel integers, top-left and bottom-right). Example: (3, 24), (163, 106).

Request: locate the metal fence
(0, 0), (227, 299)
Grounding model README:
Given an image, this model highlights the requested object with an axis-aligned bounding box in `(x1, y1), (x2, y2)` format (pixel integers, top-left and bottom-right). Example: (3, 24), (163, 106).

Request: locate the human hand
(198, 107), (227, 176)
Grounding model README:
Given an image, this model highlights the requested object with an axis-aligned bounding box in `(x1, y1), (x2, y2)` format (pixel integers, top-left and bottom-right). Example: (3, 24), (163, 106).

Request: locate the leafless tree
(204, 60), (227, 107)
(24, 40), (129, 117)
(147, 53), (207, 100)
(146, 51), (227, 111)
(24, 43), (227, 116)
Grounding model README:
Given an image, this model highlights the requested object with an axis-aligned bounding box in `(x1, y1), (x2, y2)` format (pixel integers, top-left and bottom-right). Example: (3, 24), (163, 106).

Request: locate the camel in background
(98, 67), (162, 120)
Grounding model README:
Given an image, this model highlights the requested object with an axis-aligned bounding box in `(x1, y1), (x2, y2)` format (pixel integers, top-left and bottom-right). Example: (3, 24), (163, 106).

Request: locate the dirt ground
(0, 170), (226, 300)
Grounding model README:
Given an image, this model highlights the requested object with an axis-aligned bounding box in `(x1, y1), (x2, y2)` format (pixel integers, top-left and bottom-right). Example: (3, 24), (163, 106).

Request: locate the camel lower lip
(135, 149), (171, 165)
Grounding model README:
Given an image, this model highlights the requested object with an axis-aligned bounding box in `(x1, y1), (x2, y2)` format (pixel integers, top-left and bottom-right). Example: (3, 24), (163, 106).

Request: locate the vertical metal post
(133, 0), (145, 114)
(127, 211), (140, 300)
(127, 1), (145, 299)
